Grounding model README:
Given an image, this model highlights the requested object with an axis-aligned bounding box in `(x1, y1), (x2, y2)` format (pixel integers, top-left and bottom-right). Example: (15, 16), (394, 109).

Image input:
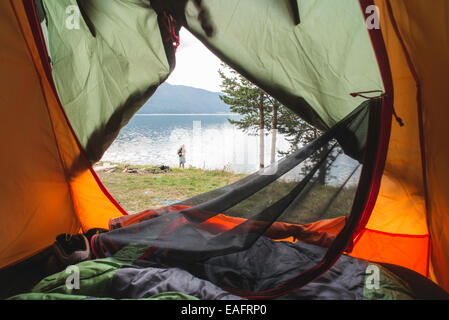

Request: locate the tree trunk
(271, 104), (278, 164)
(259, 93), (265, 169)
(318, 135), (328, 186)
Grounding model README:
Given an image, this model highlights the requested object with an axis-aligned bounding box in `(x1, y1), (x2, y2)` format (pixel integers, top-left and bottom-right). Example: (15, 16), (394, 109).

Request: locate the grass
(224, 180), (357, 224)
(96, 163), (247, 214)
(97, 162), (358, 225)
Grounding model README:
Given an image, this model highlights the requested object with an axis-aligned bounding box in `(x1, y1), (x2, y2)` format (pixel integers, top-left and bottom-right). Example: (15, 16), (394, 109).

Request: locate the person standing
(178, 144), (186, 169)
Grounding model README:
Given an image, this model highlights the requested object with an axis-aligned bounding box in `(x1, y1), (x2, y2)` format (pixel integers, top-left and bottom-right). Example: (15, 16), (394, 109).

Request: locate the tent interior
(1, 0), (449, 300)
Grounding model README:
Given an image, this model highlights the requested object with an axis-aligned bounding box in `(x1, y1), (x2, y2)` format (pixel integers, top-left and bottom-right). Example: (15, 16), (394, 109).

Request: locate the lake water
(101, 114), (361, 185)
(101, 114), (292, 174)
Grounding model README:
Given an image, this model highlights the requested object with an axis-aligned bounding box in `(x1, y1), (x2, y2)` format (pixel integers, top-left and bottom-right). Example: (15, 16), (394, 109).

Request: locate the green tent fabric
(184, 0), (384, 131)
(42, 0), (171, 163)
(41, 0), (383, 163)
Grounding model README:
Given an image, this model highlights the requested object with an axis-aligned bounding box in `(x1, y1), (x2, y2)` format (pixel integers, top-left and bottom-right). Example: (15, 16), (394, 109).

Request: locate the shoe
(51, 234), (91, 267)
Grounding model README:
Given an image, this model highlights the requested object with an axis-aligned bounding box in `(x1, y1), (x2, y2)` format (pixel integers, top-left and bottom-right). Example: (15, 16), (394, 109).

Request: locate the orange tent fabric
(0, 0), (125, 269)
(109, 204), (347, 248)
(350, 0), (449, 292)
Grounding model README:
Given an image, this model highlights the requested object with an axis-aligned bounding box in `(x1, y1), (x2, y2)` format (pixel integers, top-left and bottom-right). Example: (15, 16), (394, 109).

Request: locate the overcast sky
(165, 28), (223, 93)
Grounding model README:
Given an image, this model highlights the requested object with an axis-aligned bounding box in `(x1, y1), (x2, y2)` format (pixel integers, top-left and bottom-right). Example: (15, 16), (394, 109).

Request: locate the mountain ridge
(138, 82), (230, 114)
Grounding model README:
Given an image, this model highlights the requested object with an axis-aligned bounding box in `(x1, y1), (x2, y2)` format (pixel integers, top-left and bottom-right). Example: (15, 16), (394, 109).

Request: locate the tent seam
(384, 0), (430, 279)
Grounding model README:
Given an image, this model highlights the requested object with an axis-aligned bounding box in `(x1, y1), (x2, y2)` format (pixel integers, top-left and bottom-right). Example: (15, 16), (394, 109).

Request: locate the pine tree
(218, 64), (334, 183)
(218, 64), (273, 169)
(277, 107), (335, 185)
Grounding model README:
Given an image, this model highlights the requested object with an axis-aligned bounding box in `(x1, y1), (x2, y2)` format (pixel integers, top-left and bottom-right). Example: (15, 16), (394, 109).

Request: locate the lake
(101, 114), (292, 173)
(101, 114), (361, 186)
